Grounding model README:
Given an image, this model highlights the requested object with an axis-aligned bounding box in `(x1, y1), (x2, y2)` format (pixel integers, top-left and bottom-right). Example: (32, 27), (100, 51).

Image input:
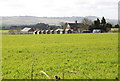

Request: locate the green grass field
(0, 30), (9, 33)
(2, 33), (118, 79)
(111, 28), (119, 31)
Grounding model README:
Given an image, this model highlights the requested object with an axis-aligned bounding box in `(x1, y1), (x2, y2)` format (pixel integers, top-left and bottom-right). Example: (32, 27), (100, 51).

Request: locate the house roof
(67, 23), (78, 28)
(21, 27), (32, 32)
(55, 29), (64, 31)
(68, 23), (83, 27)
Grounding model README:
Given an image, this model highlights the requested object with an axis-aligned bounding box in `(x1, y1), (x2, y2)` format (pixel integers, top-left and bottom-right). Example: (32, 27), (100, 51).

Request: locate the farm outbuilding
(50, 30), (55, 34)
(33, 29), (73, 34)
(65, 21), (90, 33)
(41, 30), (44, 34)
(42, 30), (46, 34)
(55, 29), (64, 34)
(33, 31), (37, 34)
(64, 29), (73, 34)
(93, 29), (102, 33)
(46, 30), (50, 34)
(66, 21), (80, 32)
(37, 31), (41, 34)
(21, 27), (34, 32)
(67, 30), (73, 34)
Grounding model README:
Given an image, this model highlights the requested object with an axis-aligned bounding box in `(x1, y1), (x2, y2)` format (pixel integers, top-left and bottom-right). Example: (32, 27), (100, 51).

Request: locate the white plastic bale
(33, 31), (36, 34)
(37, 31), (40, 34)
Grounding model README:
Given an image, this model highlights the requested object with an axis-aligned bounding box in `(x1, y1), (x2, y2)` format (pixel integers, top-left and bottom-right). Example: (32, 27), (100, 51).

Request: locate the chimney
(75, 20), (77, 24)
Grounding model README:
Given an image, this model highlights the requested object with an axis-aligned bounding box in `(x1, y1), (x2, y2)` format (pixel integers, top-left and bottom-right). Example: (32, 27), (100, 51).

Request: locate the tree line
(89, 17), (112, 32)
(61, 17), (119, 33)
(1, 17), (119, 33)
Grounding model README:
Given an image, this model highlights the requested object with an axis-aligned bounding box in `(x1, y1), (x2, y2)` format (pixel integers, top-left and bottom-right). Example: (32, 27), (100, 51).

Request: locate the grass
(0, 30), (9, 33)
(0, 30), (21, 33)
(111, 28), (119, 31)
(2, 33), (118, 79)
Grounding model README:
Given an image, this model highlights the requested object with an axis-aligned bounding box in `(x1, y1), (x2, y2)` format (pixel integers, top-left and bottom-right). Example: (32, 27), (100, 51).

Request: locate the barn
(66, 21), (91, 33)
(66, 21), (80, 33)
(21, 27), (34, 32)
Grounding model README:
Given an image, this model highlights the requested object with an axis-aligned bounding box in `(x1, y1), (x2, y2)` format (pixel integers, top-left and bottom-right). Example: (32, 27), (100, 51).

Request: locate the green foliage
(59, 22), (67, 30)
(82, 18), (93, 25)
(2, 33), (118, 79)
(97, 18), (100, 25)
(114, 24), (119, 28)
(89, 17), (112, 32)
(101, 17), (106, 24)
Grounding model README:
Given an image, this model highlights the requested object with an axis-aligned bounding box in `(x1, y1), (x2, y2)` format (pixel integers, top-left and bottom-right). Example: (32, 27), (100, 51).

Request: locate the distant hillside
(0, 16), (118, 27)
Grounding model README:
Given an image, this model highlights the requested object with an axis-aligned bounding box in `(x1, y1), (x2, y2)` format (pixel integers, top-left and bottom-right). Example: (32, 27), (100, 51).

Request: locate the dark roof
(68, 23), (81, 29)
(68, 23), (76, 28)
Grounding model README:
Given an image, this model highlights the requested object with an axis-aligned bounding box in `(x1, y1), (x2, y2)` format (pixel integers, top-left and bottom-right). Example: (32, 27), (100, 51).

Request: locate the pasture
(0, 30), (9, 33)
(2, 33), (118, 79)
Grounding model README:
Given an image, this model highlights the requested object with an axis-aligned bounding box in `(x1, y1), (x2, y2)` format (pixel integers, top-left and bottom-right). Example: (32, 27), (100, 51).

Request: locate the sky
(0, 0), (119, 19)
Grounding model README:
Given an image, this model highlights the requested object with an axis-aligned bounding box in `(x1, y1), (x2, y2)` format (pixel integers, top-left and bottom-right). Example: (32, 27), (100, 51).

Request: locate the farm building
(55, 29), (73, 34)
(50, 30), (55, 34)
(92, 29), (102, 33)
(66, 21), (79, 31)
(55, 29), (64, 34)
(66, 21), (87, 33)
(46, 30), (50, 34)
(21, 27), (34, 32)
(65, 21), (91, 33)
(33, 31), (38, 34)
(37, 31), (41, 34)
(33, 29), (74, 34)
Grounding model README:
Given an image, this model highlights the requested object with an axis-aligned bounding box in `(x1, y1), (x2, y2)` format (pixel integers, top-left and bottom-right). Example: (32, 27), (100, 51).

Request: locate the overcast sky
(0, 0), (119, 19)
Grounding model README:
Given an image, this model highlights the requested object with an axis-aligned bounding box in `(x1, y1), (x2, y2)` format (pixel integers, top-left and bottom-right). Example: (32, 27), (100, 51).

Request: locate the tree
(97, 18), (100, 25)
(99, 23), (112, 32)
(89, 17), (112, 32)
(59, 22), (67, 29)
(78, 23), (89, 32)
(35, 23), (48, 30)
(105, 23), (112, 32)
(82, 18), (93, 25)
(115, 24), (119, 28)
(101, 17), (106, 24)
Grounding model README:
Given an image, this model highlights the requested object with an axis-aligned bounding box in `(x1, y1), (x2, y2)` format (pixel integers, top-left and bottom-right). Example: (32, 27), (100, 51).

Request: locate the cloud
(0, 0), (119, 19)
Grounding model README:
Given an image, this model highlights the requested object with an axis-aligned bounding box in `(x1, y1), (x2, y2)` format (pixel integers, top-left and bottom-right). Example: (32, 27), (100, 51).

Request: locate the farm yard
(2, 33), (118, 79)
